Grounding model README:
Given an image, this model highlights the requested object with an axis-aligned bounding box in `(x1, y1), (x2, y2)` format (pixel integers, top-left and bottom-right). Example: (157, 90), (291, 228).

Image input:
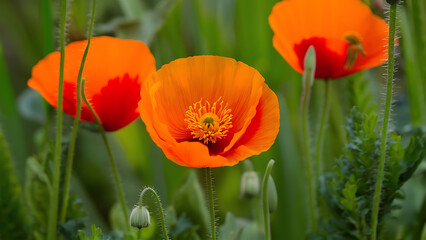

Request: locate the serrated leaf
(25, 156), (52, 240)
(318, 107), (426, 239)
(78, 224), (104, 240)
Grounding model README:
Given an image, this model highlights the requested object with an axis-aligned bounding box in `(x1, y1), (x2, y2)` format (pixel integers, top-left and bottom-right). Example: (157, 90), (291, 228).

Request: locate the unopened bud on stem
(240, 171), (260, 198)
(130, 205), (150, 229)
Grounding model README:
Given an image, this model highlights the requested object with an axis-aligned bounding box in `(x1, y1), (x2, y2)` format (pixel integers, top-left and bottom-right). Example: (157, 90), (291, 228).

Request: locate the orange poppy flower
(139, 56), (280, 168)
(269, 0), (388, 79)
(28, 36), (155, 131)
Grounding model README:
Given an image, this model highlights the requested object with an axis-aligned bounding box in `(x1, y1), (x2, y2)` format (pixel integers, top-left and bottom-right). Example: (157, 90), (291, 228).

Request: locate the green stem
(47, 0), (67, 239)
(301, 65), (317, 232)
(138, 187), (169, 239)
(60, 0), (97, 223)
(315, 80), (330, 177)
(81, 79), (130, 231)
(262, 160), (275, 240)
(370, 3), (397, 240)
(205, 167), (216, 240)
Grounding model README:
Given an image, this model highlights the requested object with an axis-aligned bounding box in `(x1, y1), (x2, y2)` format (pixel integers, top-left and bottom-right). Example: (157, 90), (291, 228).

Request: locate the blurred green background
(0, 0), (425, 239)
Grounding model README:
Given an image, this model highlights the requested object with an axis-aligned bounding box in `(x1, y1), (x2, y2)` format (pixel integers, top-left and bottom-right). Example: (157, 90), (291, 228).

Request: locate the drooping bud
(240, 171), (260, 198)
(130, 205), (151, 229)
(268, 176), (278, 213)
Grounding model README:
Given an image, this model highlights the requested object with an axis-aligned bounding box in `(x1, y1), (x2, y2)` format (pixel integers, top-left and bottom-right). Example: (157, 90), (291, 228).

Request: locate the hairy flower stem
(60, 0), (97, 223)
(81, 80), (130, 231)
(315, 80), (330, 177)
(47, 0), (67, 239)
(262, 160), (275, 240)
(301, 46), (317, 233)
(138, 187), (169, 239)
(205, 167), (216, 240)
(370, 3), (397, 240)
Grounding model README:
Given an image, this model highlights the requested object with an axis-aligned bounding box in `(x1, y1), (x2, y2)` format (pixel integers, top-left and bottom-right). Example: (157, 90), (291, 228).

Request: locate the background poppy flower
(269, 0), (388, 79)
(139, 56), (280, 168)
(28, 36), (155, 131)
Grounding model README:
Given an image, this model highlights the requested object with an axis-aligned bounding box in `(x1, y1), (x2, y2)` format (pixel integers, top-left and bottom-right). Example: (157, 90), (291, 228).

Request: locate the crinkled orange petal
(139, 56), (279, 168)
(269, 0), (388, 79)
(222, 83), (280, 162)
(28, 36), (155, 131)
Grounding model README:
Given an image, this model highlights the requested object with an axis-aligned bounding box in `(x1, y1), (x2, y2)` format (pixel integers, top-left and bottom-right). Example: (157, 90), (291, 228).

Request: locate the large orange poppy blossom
(139, 56), (280, 168)
(269, 0), (388, 79)
(28, 36), (155, 131)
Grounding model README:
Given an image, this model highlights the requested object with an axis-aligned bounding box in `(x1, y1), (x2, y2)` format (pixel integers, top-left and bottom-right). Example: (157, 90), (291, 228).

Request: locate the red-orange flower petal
(28, 36), (155, 131)
(139, 56), (280, 168)
(269, 0), (388, 79)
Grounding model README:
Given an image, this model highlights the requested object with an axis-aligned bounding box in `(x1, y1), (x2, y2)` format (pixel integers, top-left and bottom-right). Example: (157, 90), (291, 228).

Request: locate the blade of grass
(400, 9), (426, 125)
(40, 0), (54, 56)
(0, 42), (27, 183)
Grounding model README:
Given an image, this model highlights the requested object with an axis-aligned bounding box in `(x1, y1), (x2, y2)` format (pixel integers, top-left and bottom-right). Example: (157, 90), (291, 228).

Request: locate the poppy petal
(139, 56), (280, 168)
(29, 36), (155, 131)
(269, 0), (388, 79)
(142, 56), (264, 153)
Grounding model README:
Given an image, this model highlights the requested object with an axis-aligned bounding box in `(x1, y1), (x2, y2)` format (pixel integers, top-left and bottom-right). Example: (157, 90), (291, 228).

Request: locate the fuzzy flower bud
(130, 206), (150, 229)
(240, 171), (260, 198)
(268, 176), (278, 213)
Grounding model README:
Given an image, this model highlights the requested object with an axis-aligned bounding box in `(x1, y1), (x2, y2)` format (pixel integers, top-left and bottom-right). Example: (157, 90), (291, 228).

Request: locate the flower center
(185, 97), (233, 144)
(344, 33), (366, 69)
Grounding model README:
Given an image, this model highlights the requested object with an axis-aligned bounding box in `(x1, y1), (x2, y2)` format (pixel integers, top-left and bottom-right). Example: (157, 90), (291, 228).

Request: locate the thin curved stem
(205, 168), (216, 240)
(315, 80), (330, 177)
(262, 160), (275, 240)
(47, 0), (67, 239)
(81, 79), (130, 231)
(138, 187), (169, 239)
(370, 3), (397, 240)
(60, 0), (97, 223)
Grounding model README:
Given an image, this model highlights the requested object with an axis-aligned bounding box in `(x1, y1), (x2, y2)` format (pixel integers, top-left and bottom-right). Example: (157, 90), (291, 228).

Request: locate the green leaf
(0, 128), (28, 239)
(218, 212), (243, 240)
(172, 170), (209, 238)
(240, 222), (263, 240)
(25, 156), (52, 240)
(318, 107), (426, 239)
(78, 224), (104, 240)
(59, 194), (86, 240)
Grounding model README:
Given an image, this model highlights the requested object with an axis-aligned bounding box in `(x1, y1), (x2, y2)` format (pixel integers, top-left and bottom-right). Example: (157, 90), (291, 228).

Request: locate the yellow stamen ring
(185, 97), (233, 144)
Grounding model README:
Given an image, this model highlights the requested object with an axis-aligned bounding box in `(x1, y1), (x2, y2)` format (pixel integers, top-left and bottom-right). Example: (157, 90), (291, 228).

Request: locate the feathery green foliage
(25, 156), (52, 240)
(0, 128), (28, 239)
(78, 225), (103, 240)
(318, 107), (426, 239)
